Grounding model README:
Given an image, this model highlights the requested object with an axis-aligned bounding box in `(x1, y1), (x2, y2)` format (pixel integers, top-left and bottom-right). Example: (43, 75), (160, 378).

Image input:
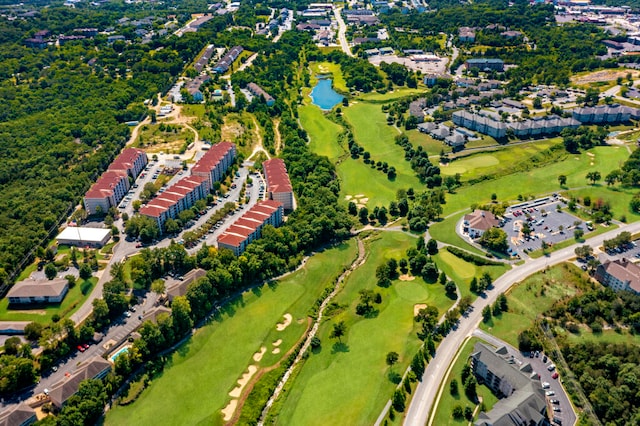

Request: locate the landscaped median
(104, 240), (358, 426)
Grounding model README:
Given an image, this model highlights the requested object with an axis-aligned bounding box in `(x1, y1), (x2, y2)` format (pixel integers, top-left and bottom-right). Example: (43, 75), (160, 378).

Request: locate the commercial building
(471, 342), (548, 426)
(48, 356), (112, 408)
(595, 258), (640, 293)
(465, 58), (504, 72)
(262, 158), (295, 211)
(56, 226), (112, 248)
(212, 45), (243, 73)
(463, 209), (500, 238)
(217, 200), (284, 255)
(166, 268), (207, 302)
(141, 142), (236, 230)
(7, 278), (69, 305)
(246, 82), (275, 106)
(84, 148), (148, 215)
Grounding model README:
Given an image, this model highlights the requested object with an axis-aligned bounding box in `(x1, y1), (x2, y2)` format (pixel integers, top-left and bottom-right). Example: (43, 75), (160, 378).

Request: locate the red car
(552, 372), (559, 379)
(77, 345), (85, 353)
(83, 343), (89, 350)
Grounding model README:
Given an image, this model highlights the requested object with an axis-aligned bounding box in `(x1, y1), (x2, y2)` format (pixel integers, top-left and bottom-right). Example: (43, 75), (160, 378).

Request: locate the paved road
(404, 220), (640, 426)
(334, 8), (353, 57)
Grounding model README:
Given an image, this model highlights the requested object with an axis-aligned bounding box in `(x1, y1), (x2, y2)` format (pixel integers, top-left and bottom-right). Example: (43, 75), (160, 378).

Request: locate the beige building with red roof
(262, 158), (295, 211)
(217, 200), (283, 255)
(191, 142), (236, 186)
(84, 148), (147, 215)
(463, 210), (500, 238)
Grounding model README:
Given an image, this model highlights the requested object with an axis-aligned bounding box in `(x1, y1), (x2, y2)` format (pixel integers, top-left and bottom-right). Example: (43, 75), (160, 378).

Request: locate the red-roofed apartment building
(140, 142), (236, 231)
(191, 141), (236, 186)
(262, 158), (295, 211)
(217, 200), (283, 255)
(140, 176), (210, 230)
(84, 148), (148, 215)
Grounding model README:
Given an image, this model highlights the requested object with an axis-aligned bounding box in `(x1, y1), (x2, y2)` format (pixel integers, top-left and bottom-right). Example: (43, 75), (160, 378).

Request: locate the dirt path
(257, 238), (367, 425)
(273, 119), (282, 153)
(247, 115), (271, 161)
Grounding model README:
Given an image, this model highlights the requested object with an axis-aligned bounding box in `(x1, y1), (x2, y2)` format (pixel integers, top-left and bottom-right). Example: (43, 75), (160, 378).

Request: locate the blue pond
(310, 78), (344, 110)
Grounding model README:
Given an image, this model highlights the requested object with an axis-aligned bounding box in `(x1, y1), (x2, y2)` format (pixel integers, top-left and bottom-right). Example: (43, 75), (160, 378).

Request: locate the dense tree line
(395, 134), (442, 187)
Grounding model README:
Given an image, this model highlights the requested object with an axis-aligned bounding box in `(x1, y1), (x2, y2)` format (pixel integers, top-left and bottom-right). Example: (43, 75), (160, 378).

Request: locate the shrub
(445, 246), (502, 266)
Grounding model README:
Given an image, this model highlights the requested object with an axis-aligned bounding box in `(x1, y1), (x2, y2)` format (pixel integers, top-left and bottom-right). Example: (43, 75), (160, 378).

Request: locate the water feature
(109, 345), (130, 363)
(310, 78), (344, 110)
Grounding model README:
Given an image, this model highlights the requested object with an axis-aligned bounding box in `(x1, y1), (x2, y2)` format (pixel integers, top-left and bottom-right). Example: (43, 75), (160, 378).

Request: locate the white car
(548, 364), (556, 371)
(546, 390), (555, 396)
(542, 382), (550, 389)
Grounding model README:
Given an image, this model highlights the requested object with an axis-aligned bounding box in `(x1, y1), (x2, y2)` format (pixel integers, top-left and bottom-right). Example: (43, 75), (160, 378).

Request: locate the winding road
(334, 8), (353, 58)
(403, 220), (640, 426)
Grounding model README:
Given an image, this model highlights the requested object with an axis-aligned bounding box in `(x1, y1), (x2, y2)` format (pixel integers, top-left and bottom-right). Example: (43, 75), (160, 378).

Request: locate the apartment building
(572, 104), (640, 124)
(247, 82), (275, 106)
(262, 158), (295, 211)
(217, 200), (284, 255)
(191, 141), (236, 187)
(84, 148), (147, 215)
(595, 258), (640, 293)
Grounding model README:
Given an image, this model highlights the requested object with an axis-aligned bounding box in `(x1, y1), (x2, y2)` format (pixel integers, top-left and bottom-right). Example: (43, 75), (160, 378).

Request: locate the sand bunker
(355, 194), (365, 198)
(360, 197), (369, 204)
(253, 346), (266, 362)
(272, 348), (281, 354)
(273, 339), (282, 347)
(345, 195), (353, 200)
(229, 365), (258, 398)
(399, 274), (415, 281)
(413, 303), (427, 317)
(414, 304), (428, 317)
(276, 313), (292, 331)
(221, 399), (238, 421)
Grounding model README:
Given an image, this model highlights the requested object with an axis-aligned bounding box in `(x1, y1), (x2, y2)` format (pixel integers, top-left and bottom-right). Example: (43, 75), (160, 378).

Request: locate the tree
(631, 193), (640, 214)
(426, 239), (438, 255)
(496, 292), (508, 312)
(358, 207), (369, 225)
(479, 228), (508, 253)
(464, 375), (477, 401)
(558, 174), (567, 187)
(482, 305), (492, 323)
(452, 405), (464, 420)
(574, 228), (584, 240)
(470, 277), (478, 293)
(479, 272), (493, 291)
(450, 379), (459, 396)
(392, 389), (406, 412)
(151, 278), (166, 295)
(464, 406), (474, 421)
(171, 296), (194, 337)
(330, 321), (347, 343)
(445, 280), (457, 297)
(386, 351), (399, 368)
(586, 171), (601, 185)
(44, 263), (57, 280)
(79, 263), (93, 280)
(24, 322), (43, 341)
(348, 202), (358, 215)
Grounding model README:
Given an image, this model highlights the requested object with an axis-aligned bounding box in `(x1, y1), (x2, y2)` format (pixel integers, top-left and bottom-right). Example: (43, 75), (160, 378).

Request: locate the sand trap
(414, 304), (428, 317)
(590, 162), (594, 166)
(253, 346), (266, 362)
(276, 313), (293, 331)
(360, 197), (369, 203)
(221, 399), (238, 421)
(587, 152), (595, 157)
(272, 348), (281, 354)
(273, 339), (282, 347)
(399, 274), (415, 281)
(345, 195), (353, 200)
(355, 194), (365, 198)
(229, 365), (258, 398)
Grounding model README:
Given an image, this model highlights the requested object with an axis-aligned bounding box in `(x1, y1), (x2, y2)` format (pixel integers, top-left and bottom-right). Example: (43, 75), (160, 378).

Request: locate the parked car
(542, 382), (550, 389)
(552, 407), (561, 412)
(546, 390), (555, 396)
(547, 364), (556, 371)
(552, 372), (559, 379)
(77, 345), (85, 352)
(550, 399), (560, 405)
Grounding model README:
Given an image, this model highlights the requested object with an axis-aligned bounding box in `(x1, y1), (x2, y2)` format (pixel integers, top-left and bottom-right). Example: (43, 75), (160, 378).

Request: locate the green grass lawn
(355, 88), (424, 102)
(105, 241), (358, 426)
(339, 103), (423, 208)
(441, 139), (559, 181)
(433, 250), (509, 300)
(564, 185), (640, 222)
(309, 62), (348, 93)
(441, 145), (630, 216)
(479, 263), (586, 347)
(407, 129), (452, 155)
(563, 327), (640, 345)
(432, 337), (500, 426)
(0, 277), (96, 323)
(181, 104), (206, 121)
(273, 232), (455, 426)
(299, 104), (346, 161)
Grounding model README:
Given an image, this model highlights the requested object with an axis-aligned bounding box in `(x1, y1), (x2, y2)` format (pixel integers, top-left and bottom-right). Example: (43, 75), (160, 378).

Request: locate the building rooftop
(48, 356), (111, 407)
(56, 226), (111, 244)
(598, 259), (640, 292)
(464, 209), (500, 231)
(166, 268), (207, 300)
(85, 169), (128, 199)
(262, 158), (293, 193)
(7, 278), (68, 300)
(0, 403), (36, 426)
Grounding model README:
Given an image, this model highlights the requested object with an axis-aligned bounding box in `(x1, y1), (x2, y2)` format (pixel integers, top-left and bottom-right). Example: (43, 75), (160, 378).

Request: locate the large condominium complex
(217, 200), (284, 255)
(84, 148), (148, 215)
(262, 158), (295, 211)
(140, 142), (236, 230)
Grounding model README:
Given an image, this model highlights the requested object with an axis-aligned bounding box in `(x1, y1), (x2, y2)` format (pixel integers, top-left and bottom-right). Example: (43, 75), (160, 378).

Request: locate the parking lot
(502, 196), (586, 257)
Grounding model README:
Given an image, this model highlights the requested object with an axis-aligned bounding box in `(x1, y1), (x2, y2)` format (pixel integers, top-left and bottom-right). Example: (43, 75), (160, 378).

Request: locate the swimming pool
(109, 345), (130, 363)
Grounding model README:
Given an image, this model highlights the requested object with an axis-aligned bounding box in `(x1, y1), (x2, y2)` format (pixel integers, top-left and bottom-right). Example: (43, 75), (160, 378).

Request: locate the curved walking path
(257, 238), (366, 425)
(247, 115), (271, 161)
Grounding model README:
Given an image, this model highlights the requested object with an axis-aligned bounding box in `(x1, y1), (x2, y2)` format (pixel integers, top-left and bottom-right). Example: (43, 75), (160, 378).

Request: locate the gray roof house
(471, 342), (547, 426)
(167, 268), (207, 302)
(0, 403), (36, 426)
(48, 356), (112, 408)
(7, 278), (69, 305)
